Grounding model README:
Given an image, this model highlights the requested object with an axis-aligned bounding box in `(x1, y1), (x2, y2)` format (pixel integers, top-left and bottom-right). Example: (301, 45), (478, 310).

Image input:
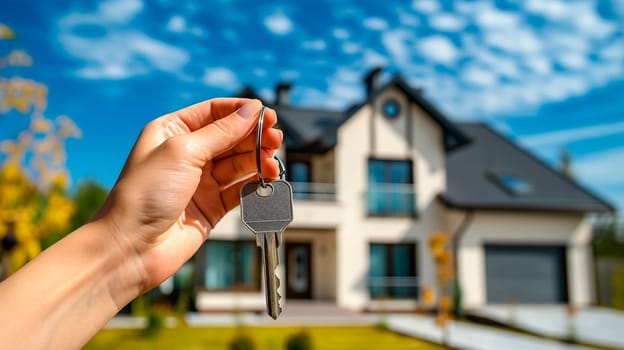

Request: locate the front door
(286, 243), (312, 299)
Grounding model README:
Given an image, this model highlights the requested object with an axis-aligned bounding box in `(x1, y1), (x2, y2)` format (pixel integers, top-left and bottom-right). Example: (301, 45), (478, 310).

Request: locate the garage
(485, 244), (568, 303)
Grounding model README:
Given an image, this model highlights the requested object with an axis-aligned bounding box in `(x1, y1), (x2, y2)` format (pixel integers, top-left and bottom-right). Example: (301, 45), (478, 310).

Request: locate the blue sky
(1, 0), (623, 210)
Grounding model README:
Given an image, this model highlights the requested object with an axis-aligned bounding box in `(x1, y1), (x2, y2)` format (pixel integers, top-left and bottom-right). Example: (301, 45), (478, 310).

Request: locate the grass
(84, 325), (446, 350)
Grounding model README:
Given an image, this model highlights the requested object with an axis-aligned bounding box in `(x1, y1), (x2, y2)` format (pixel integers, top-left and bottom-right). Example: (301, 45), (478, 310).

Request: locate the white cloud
(165, 15), (203, 37)
(363, 17), (388, 31)
(523, 55), (551, 75)
(526, 0), (615, 38)
(524, 0), (569, 21)
(475, 5), (520, 29)
(429, 13), (465, 31)
(97, 0), (143, 23)
(59, 30), (189, 79)
(342, 42), (361, 54)
(360, 49), (388, 67)
(280, 70), (300, 81)
(465, 42), (521, 79)
(484, 26), (542, 55)
(418, 35), (460, 65)
(332, 27), (349, 40)
(328, 82), (363, 101)
(302, 39), (327, 51)
(202, 67), (239, 90)
(382, 29), (413, 64)
(556, 51), (587, 70)
(397, 8), (420, 26)
(600, 39), (624, 61)
(412, 0), (440, 14)
(333, 67), (361, 83)
(576, 146), (624, 186)
(520, 121), (624, 147)
(573, 9), (616, 38)
(263, 10), (293, 35)
(166, 15), (186, 33)
(57, 0), (191, 79)
(462, 66), (498, 87)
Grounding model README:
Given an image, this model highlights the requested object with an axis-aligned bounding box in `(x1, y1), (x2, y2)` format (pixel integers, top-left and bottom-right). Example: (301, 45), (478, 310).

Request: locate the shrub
(285, 330), (313, 350)
(141, 312), (165, 338)
(229, 333), (256, 350)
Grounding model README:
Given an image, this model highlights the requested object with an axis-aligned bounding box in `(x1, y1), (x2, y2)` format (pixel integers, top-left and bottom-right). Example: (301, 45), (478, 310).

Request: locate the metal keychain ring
(256, 105), (287, 186)
(256, 105), (266, 187)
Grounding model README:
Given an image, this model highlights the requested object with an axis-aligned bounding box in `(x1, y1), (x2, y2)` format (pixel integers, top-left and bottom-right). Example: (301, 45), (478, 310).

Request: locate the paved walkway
(470, 306), (624, 349)
(387, 315), (592, 350)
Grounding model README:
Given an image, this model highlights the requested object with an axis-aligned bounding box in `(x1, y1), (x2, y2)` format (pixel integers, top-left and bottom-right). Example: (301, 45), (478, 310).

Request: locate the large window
(369, 243), (418, 299)
(204, 240), (260, 291)
(287, 160), (311, 200)
(368, 159), (416, 215)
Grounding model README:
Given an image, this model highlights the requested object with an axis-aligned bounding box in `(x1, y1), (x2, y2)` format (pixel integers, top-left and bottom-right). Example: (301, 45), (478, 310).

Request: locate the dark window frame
(367, 158), (417, 217)
(196, 240), (261, 292)
(368, 242), (419, 299)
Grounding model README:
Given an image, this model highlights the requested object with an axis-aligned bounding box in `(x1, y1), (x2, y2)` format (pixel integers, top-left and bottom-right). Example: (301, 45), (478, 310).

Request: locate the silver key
(240, 180), (293, 319)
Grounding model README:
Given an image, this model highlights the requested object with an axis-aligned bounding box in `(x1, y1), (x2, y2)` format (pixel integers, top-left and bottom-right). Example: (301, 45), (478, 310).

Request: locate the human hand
(99, 98), (282, 293)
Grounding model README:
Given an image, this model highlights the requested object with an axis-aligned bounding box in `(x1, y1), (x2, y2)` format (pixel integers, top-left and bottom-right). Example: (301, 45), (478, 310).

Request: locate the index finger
(167, 98), (277, 132)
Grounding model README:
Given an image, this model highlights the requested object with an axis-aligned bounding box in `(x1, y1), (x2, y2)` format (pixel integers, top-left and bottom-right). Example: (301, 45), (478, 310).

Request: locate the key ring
(256, 105), (286, 187)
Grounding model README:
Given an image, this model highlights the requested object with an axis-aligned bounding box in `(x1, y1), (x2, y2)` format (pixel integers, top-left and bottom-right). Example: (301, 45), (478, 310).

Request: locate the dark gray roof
(441, 122), (614, 213)
(239, 75), (469, 152)
(275, 105), (344, 152)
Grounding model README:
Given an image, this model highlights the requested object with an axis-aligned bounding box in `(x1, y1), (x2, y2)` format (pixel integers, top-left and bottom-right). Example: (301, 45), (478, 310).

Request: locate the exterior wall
(445, 210), (595, 308)
(311, 149), (335, 184)
(335, 88), (447, 310)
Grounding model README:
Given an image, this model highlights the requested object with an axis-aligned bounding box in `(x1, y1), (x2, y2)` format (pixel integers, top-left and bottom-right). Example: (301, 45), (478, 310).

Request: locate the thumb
(187, 99), (262, 163)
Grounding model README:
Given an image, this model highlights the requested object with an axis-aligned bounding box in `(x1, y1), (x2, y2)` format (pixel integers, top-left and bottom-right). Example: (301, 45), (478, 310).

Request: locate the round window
(382, 99), (400, 118)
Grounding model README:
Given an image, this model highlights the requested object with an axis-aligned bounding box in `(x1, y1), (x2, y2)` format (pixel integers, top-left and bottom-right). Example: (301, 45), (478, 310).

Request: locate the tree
(0, 23), (81, 278)
(41, 180), (109, 249)
(559, 147), (574, 179)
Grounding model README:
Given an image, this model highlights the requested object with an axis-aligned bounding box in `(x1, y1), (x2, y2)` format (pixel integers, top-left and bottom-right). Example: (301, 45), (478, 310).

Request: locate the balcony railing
(369, 276), (420, 299)
(291, 182), (336, 201)
(367, 183), (417, 216)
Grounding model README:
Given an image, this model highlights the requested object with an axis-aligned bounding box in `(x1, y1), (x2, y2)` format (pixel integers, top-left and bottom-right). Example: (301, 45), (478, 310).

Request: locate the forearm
(0, 219), (144, 349)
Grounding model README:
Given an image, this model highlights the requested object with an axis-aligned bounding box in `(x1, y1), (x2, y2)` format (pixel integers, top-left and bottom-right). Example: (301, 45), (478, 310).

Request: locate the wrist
(90, 215), (149, 309)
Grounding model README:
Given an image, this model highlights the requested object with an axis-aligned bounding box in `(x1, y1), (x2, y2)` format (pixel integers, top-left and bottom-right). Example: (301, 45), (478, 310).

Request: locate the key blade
(260, 232), (282, 319)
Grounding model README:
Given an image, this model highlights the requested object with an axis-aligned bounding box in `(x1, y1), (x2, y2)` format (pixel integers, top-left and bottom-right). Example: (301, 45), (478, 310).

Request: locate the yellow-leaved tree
(0, 23), (81, 279)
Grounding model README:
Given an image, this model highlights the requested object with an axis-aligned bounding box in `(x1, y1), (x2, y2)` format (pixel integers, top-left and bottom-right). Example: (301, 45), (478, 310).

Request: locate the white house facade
(193, 68), (613, 313)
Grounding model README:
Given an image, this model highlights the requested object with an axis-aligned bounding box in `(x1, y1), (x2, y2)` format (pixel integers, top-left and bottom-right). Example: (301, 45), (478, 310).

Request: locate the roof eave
(438, 194), (616, 214)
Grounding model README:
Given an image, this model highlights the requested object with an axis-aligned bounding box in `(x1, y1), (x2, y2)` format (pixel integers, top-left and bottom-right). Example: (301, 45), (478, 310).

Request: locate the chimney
(364, 66), (383, 97)
(275, 81), (292, 106)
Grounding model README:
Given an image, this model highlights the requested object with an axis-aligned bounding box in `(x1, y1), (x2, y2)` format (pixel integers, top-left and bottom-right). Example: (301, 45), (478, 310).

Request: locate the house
(193, 68), (614, 312)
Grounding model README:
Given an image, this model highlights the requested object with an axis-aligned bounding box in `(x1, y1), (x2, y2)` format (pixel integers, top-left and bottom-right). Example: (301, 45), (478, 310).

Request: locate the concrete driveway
(387, 314), (591, 350)
(469, 306), (624, 349)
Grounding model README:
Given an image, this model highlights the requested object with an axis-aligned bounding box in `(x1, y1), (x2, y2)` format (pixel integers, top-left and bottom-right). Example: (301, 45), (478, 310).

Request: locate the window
(490, 173), (533, 196)
(382, 99), (401, 119)
(204, 240), (260, 291)
(368, 159), (416, 215)
(288, 160), (311, 200)
(369, 243), (418, 299)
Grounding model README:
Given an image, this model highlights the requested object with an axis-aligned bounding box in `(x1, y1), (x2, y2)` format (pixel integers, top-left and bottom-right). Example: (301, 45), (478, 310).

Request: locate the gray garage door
(485, 245), (568, 303)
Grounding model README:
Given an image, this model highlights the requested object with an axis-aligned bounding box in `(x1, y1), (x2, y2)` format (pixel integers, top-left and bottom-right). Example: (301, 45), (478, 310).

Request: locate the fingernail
(236, 100), (258, 119)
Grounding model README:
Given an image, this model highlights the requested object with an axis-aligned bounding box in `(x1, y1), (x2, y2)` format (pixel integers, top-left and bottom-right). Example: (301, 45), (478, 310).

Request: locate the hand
(99, 98), (282, 293)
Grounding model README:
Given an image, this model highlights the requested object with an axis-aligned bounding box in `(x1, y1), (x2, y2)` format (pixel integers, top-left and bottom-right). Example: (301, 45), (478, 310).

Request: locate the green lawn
(85, 325), (445, 350)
